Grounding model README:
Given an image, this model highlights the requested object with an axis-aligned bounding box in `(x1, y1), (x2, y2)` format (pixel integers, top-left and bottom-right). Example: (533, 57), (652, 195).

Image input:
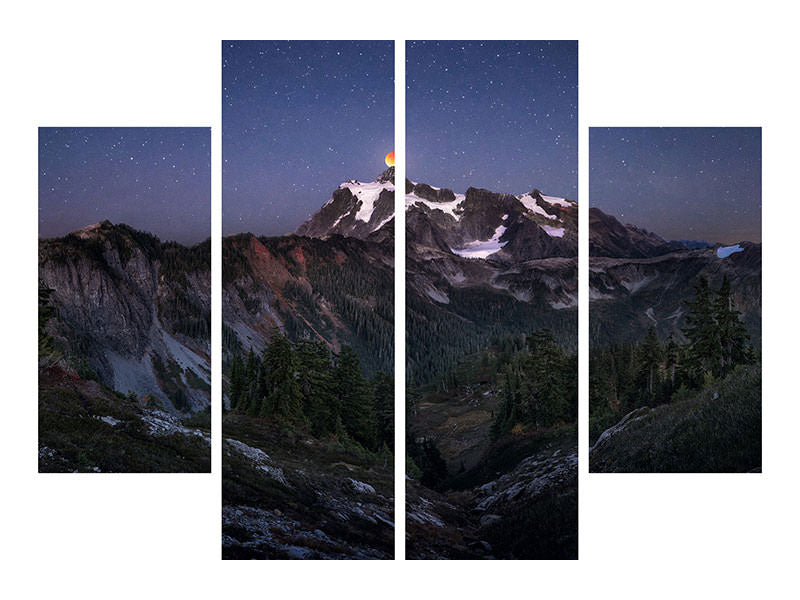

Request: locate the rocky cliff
(39, 221), (210, 413)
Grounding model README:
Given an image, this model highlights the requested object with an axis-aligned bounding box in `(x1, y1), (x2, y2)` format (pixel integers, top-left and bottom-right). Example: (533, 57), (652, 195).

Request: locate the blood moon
(384, 152), (395, 167)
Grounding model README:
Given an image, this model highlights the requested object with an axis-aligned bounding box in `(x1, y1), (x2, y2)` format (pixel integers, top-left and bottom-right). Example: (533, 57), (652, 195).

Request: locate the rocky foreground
(222, 414), (394, 559)
(407, 428), (578, 560)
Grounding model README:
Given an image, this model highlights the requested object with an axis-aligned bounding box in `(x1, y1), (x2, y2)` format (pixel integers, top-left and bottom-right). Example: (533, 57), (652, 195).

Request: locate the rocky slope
(222, 414), (394, 559)
(589, 364), (761, 473)
(39, 366), (210, 472)
(589, 207), (685, 258)
(222, 232), (393, 376)
(39, 222), (210, 413)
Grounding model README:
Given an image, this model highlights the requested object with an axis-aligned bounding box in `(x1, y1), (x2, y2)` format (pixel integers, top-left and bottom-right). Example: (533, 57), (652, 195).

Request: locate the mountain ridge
(39, 221), (211, 413)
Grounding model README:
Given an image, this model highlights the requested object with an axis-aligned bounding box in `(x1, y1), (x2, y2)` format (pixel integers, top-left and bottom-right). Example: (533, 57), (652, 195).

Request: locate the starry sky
(39, 127), (210, 245)
(590, 127), (762, 244)
(407, 40), (577, 199)
(223, 41), (394, 237)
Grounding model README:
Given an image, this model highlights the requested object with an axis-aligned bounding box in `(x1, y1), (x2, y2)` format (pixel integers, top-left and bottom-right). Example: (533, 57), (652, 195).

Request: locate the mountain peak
(72, 220), (115, 239)
(376, 166), (394, 184)
(296, 169), (395, 240)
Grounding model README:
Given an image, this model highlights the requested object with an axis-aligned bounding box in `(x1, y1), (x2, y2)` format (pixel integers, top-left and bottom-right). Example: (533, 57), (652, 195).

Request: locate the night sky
(223, 41), (394, 237)
(39, 127), (210, 245)
(590, 127), (762, 244)
(407, 40), (577, 199)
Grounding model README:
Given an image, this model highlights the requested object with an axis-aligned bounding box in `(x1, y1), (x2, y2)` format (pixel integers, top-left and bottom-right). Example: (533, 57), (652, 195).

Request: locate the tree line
(491, 329), (577, 439)
(589, 276), (756, 443)
(226, 333), (394, 454)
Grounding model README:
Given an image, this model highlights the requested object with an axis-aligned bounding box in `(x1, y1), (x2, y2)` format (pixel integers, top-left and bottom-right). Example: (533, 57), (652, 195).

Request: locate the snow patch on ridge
(406, 192), (466, 220)
(541, 225), (565, 238)
(717, 244), (743, 258)
(451, 225), (508, 259)
(541, 194), (572, 208)
(517, 193), (558, 220)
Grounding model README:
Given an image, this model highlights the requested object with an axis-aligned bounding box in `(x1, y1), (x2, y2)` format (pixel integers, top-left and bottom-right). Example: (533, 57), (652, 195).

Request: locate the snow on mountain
(405, 191), (466, 220)
(517, 192), (558, 220)
(540, 194), (572, 208)
(717, 244), (744, 258)
(296, 167), (395, 239)
(541, 225), (565, 238)
(340, 179), (395, 222)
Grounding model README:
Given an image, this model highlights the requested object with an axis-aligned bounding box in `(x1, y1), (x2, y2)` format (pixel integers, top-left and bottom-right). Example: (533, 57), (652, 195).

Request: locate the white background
(2, 1), (798, 598)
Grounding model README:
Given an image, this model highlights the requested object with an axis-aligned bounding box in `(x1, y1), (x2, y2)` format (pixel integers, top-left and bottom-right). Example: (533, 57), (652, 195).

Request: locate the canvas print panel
(405, 41), (578, 559)
(221, 41), (395, 559)
(38, 127), (211, 473)
(588, 127), (761, 473)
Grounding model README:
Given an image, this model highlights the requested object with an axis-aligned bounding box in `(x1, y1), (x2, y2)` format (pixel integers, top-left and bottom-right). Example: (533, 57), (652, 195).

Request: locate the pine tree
(295, 340), (335, 436)
(372, 372), (394, 451)
(713, 276), (751, 376)
(228, 352), (245, 411)
(261, 333), (302, 420)
(636, 327), (663, 403)
(335, 345), (375, 448)
(682, 277), (719, 385)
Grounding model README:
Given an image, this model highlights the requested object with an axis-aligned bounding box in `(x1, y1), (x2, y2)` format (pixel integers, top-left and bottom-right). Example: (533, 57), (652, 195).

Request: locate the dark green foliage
(491, 330), (577, 439)
(38, 374), (210, 473)
(225, 336), (393, 454)
(38, 281), (62, 369)
(590, 277), (757, 445)
(260, 333), (303, 420)
(372, 372), (395, 452)
(590, 364), (761, 472)
(407, 285), (576, 387)
(406, 431), (448, 491)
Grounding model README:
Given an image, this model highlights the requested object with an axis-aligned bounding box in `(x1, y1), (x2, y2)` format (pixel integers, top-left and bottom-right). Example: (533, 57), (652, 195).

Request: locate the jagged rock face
(222, 232), (394, 376)
(589, 242), (761, 348)
(406, 183), (577, 262)
(590, 207), (685, 258)
(39, 222), (210, 413)
(405, 179), (578, 382)
(295, 167), (395, 239)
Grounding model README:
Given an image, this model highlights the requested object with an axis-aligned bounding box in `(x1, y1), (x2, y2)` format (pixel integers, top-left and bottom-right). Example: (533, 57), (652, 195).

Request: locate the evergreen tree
(682, 277), (719, 385)
(261, 333), (302, 420)
(713, 276), (751, 376)
(228, 352), (245, 411)
(372, 372), (395, 451)
(335, 346), (376, 448)
(635, 327), (663, 403)
(295, 340), (335, 436)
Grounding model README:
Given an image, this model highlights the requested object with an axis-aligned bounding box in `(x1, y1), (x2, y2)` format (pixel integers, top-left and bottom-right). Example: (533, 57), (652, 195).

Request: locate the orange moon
(384, 151), (395, 167)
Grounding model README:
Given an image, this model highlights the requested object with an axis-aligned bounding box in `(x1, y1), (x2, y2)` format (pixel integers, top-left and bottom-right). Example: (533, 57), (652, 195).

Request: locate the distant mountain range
(39, 221), (210, 413)
(589, 208), (761, 348)
(222, 167), (578, 385)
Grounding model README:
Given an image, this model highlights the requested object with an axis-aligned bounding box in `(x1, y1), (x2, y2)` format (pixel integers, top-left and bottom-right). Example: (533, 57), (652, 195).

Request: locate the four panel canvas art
(36, 41), (762, 560)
